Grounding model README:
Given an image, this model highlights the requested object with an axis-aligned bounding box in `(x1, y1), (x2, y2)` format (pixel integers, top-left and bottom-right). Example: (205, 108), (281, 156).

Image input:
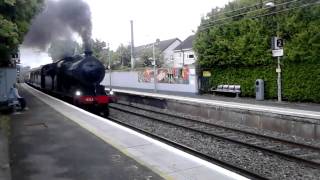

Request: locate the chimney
(84, 50), (93, 57)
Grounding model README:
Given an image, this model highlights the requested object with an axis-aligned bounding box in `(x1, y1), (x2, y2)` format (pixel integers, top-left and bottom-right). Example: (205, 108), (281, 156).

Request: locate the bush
(210, 65), (276, 99)
(209, 62), (320, 102)
(194, 1), (320, 102)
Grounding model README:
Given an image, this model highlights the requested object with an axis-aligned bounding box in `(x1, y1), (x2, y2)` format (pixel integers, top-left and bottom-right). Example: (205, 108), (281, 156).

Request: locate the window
(188, 54), (194, 59)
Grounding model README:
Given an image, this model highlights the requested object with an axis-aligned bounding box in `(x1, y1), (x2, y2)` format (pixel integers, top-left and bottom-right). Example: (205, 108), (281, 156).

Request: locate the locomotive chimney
(84, 39), (93, 57)
(84, 50), (93, 57)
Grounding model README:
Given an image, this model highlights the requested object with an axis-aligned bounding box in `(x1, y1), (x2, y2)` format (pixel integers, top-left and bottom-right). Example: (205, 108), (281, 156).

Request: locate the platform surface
(11, 84), (247, 180)
(10, 85), (164, 180)
(110, 87), (320, 120)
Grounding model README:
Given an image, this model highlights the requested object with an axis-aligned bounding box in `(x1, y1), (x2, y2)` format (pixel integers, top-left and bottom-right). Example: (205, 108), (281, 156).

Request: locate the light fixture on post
(108, 43), (112, 91)
(153, 40), (160, 92)
(265, 2), (275, 8)
(265, 1), (282, 102)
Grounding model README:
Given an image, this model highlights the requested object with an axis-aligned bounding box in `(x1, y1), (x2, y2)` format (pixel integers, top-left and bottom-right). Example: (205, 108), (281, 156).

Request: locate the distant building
(9, 48), (21, 68)
(173, 35), (196, 68)
(17, 65), (31, 83)
(134, 38), (181, 67)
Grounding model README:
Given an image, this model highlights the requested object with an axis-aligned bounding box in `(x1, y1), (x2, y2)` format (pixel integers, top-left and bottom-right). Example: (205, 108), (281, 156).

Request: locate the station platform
(9, 84), (247, 180)
(107, 87), (320, 141)
(109, 87), (320, 120)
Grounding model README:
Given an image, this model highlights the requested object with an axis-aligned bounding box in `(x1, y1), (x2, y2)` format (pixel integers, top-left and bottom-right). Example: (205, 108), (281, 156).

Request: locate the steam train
(27, 51), (110, 116)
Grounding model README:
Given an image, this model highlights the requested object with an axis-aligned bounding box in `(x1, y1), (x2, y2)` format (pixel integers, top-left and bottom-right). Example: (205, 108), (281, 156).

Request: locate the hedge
(195, 1), (320, 103)
(209, 61), (320, 102)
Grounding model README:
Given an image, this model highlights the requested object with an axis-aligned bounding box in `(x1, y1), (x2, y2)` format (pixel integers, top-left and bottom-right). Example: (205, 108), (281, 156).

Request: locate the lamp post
(130, 20), (135, 69)
(266, 1), (282, 102)
(153, 42), (157, 92)
(276, 36), (282, 102)
(108, 43), (112, 91)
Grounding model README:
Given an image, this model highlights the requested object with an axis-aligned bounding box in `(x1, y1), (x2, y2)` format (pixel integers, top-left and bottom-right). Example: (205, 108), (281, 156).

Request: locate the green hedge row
(209, 61), (320, 102)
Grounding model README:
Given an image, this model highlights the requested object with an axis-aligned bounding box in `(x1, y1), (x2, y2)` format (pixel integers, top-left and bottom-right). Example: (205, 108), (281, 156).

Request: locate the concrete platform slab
(10, 85), (164, 180)
(168, 166), (237, 180)
(126, 143), (202, 174)
(20, 84), (248, 180)
(113, 89), (320, 120)
(0, 129), (10, 180)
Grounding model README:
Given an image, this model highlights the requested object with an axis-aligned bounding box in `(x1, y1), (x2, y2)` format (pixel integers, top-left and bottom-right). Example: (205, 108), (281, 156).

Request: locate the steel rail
(109, 104), (320, 168)
(114, 102), (320, 151)
(107, 115), (267, 180)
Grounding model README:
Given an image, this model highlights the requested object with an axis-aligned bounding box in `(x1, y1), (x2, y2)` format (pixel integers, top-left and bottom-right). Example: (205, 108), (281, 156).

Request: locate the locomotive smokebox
(81, 56), (105, 84)
(68, 55), (105, 86)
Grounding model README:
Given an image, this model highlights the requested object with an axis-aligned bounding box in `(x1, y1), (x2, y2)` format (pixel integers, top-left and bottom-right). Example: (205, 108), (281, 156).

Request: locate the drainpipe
(182, 49), (185, 67)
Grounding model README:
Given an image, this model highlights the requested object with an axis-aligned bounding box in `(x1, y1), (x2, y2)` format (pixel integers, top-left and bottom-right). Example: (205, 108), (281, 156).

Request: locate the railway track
(108, 101), (320, 179)
(107, 109), (265, 179)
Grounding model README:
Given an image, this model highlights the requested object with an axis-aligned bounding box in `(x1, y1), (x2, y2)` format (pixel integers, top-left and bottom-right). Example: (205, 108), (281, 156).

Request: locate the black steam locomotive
(28, 51), (110, 115)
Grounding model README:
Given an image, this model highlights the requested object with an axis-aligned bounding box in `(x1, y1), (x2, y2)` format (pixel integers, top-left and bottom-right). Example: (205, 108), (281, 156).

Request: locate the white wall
(163, 40), (181, 67)
(101, 69), (198, 93)
(0, 68), (17, 102)
(173, 49), (196, 67)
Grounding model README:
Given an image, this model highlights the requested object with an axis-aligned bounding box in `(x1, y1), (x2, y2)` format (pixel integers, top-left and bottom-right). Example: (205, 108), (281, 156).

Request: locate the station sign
(271, 37), (283, 50)
(202, 71), (211, 77)
(272, 49), (284, 57)
(271, 37), (284, 57)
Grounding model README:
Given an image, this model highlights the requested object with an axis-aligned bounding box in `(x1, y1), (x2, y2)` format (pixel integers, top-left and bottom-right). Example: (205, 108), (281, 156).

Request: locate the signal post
(271, 37), (284, 102)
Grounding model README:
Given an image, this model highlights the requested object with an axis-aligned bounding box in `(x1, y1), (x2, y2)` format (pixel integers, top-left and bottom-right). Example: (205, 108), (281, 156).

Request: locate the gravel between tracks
(110, 103), (320, 160)
(109, 106), (320, 180)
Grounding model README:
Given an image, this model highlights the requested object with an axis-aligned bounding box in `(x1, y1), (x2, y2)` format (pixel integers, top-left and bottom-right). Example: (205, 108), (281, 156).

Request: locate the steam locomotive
(27, 51), (110, 116)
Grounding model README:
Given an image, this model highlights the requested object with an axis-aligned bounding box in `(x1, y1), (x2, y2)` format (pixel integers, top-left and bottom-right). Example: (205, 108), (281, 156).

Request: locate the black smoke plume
(23, 0), (92, 52)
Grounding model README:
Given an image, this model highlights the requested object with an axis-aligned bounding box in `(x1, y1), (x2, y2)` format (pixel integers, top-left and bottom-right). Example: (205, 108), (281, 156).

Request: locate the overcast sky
(20, 0), (230, 68)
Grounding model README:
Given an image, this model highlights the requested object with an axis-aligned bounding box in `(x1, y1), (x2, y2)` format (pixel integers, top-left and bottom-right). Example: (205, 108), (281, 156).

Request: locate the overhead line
(210, 0), (270, 16)
(208, 0), (300, 18)
(202, 0), (302, 27)
(199, 1), (320, 31)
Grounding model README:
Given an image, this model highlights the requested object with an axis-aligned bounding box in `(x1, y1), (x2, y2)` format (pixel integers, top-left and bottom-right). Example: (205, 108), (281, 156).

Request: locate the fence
(101, 66), (198, 93)
(0, 68), (17, 102)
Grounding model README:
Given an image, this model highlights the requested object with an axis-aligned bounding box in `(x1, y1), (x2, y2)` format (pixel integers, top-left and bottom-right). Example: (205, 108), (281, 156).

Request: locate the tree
(112, 44), (131, 69)
(0, 0), (44, 67)
(90, 39), (109, 65)
(193, 0), (320, 102)
(91, 39), (106, 58)
(138, 46), (164, 67)
(194, 0), (320, 68)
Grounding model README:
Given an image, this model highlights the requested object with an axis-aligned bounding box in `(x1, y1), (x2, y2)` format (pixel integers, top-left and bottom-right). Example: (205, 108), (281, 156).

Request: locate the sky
(20, 0), (230, 68)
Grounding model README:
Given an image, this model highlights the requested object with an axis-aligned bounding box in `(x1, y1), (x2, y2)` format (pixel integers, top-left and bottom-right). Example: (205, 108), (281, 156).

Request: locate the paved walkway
(0, 127), (10, 180)
(9, 86), (164, 180)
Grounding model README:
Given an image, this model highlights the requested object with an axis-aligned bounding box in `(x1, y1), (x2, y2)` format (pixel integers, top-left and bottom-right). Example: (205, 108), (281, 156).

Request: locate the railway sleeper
(279, 148), (301, 153)
(297, 152), (320, 158)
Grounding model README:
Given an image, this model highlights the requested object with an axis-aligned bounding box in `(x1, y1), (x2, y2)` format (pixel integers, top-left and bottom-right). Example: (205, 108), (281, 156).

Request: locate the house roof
(135, 38), (181, 55)
(174, 35), (195, 51)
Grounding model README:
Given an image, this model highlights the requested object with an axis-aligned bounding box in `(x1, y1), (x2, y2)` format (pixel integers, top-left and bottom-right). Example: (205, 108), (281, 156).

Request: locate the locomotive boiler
(28, 51), (110, 115)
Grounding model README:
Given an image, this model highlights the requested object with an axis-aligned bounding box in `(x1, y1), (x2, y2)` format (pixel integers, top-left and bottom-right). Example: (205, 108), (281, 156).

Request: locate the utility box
(255, 79), (264, 101)
(198, 70), (211, 94)
(0, 68), (17, 103)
